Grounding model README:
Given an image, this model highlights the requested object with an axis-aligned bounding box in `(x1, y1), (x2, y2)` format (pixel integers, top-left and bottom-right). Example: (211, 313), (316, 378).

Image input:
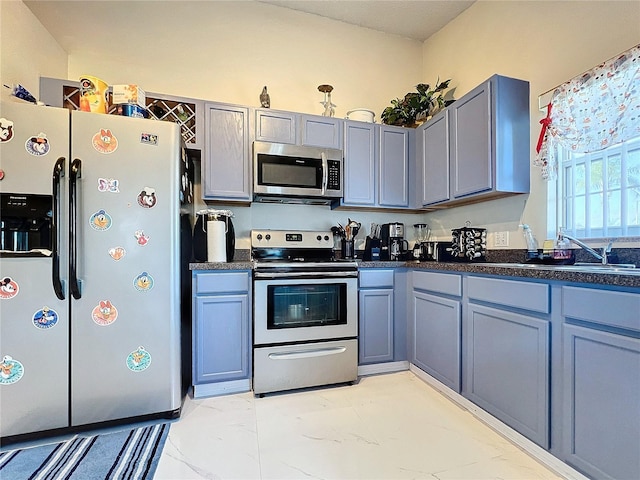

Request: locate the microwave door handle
(321, 152), (328, 194)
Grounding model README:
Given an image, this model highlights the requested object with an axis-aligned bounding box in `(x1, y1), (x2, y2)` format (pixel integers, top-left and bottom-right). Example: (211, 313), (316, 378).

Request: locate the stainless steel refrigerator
(0, 100), (188, 441)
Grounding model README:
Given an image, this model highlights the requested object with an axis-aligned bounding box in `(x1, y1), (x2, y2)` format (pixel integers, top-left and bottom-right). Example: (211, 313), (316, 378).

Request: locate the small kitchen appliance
(193, 209), (235, 262)
(251, 229), (358, 395)
(412, 223), (431, 260)
(380, 222), (409, 261)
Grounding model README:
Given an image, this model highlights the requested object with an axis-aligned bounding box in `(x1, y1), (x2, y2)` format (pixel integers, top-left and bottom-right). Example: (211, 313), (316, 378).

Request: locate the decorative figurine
(260, 86), (270, 108)
(318, 84), (336, 117)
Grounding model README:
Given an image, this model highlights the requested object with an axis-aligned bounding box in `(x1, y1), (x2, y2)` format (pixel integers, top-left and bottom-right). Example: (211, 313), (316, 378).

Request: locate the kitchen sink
(482, 262), (639, 275)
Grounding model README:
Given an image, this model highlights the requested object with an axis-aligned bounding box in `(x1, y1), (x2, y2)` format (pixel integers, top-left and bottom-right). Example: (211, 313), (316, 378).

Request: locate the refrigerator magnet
(0, 355), (24, 385)
(133, 272), (154, 292)
(89, 209), (112, 231)
(0, 117), (14, 143)
(0, 277), (19, 299)
(32, 307), (59, 329)
(92, 129), (118, 154)
(91, 300), (118, 326)
(25, 132), (50, 156)
(137, 187), (157, 208)
(140, 133), (158, 146)
(97, 177), (120, 193)
(108, 246), (126, 261)
(134, 230), (149, 246)
(127, 346), (151, 372)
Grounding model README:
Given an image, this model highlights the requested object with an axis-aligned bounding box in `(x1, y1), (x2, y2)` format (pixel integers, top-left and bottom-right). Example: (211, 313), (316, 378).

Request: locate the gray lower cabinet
(192, 270), (251, 397)
(203, 102), (251, 201)
(464, 276), (550, 448)
(410, 270), (462, 392)
(561, 286), (640, 480)
(359, 269), (394, 364)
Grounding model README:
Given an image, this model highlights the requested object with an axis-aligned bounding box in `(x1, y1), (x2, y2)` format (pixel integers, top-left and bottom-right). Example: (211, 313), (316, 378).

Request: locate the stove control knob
(317, 235), (322, 241)
(256, 234), (263, 241)
(324, 235), (330, 241)
(265, 234), (271, 241)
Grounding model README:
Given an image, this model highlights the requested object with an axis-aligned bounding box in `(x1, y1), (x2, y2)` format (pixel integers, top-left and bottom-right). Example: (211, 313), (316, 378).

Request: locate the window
(554, 136), (640, 239)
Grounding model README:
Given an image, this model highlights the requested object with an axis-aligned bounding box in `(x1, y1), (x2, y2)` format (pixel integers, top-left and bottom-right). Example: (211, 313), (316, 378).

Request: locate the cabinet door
(465, 303), (549, 448)
(359, 288), (394, 364)
(449, 80), (492, 198)
(419, 110), (450, 205)
(379, 125), (409, 207)
(562, 325), (640, 480)
(194, 293), (249, 383)
(301, 115), (343, 149)
(203, 103), (251, 200)
(255, 109), (297, 144)
(412, 291), (461, 392)
(342, 121), (376, 206)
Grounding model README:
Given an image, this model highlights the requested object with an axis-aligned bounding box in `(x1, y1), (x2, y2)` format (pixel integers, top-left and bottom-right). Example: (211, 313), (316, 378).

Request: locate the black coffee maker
(380, 222), (409, 261)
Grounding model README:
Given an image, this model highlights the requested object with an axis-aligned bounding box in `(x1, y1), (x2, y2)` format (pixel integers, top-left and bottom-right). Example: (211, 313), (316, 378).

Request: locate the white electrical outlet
(494, 231), (509, 247)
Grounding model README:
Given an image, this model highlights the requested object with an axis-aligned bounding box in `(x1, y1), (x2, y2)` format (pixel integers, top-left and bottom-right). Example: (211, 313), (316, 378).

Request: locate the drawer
(412, 270), (461, 297)
(194, 271), (250, 294)
(467, 276), (549, 314)
(562, 286), (640, 332)
(359, 269), (394, 288)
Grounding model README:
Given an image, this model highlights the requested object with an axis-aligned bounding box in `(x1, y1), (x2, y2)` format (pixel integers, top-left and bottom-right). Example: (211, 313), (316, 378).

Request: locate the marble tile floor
(154, 371), (564, 480)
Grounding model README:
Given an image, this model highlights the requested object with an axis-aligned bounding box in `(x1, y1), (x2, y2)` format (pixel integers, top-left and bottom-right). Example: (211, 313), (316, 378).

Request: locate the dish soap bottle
(520, 224), (539, 260)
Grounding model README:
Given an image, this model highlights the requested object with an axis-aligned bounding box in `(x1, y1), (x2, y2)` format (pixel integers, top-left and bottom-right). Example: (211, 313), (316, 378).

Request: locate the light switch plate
(494, 231), (509, 247)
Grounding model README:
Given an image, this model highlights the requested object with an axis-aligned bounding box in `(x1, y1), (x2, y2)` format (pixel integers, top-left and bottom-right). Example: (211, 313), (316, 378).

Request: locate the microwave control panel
(327, 160), (341, 191)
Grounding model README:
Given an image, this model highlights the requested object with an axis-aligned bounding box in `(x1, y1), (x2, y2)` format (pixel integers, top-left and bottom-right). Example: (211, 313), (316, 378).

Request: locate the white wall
(421, 0), (640, 247)
(0, 1), (67, 102)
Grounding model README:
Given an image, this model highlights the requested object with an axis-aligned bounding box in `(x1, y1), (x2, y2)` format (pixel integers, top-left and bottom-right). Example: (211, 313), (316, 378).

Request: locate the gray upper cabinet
(418, 74), (530, 208)
(301, 115), (343, 149)
(341, 121), (411, 208)
(379, 125), (410, 207)
(254, 108), (297, 144)
(203, 102), (251, 201)
(417, 110), (450, 205)
(342, 121), (377, 206)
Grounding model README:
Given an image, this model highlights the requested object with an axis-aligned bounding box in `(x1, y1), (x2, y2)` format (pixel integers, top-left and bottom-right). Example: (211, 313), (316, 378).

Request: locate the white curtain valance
(535, 44), (640, 180)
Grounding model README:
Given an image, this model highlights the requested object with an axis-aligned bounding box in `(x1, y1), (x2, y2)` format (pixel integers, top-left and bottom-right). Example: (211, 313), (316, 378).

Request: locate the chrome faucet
(558, 231), (613, 264)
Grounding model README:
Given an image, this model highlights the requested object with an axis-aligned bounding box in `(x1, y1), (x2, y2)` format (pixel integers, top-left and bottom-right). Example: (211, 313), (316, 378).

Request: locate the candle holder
(318, 84), (336, 117)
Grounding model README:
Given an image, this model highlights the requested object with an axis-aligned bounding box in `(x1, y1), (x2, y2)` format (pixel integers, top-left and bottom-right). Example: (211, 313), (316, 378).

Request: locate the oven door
(254, 276), (357, 345)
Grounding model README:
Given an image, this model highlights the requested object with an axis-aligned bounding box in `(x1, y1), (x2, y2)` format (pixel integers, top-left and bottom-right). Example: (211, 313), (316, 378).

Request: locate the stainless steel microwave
(253, 141), (343, 204)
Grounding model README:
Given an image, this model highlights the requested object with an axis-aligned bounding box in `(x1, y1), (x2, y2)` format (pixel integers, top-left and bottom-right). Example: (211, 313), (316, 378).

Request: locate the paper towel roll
(207, 220), (227, 262)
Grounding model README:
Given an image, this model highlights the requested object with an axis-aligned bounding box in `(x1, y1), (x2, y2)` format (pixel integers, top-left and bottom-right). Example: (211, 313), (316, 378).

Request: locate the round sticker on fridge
(134, 230), (149, 246)
(0, 118), (15, 143)
(137, 187), (157, 209)
(91, 300), (118, 326)
(89, 209), (112, 231)
(25, 133), (50, 156)
(92, 129), (118, 154)
(33, 307), (59, 329)
(0, 355), (24, 385)
(127, 346), (151, 372)
(133, 272), (154, 292)
(0, 277), (19, 299)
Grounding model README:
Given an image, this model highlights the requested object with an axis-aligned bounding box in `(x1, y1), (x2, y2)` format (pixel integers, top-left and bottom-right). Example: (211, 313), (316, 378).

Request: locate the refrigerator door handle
(52, 157), (66, 300)
(69, 158), (82, 299)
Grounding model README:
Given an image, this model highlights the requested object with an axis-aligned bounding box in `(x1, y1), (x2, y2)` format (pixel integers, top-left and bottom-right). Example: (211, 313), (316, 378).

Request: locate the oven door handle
(254, 270), (358, 279)
(268, 346), (347, 360)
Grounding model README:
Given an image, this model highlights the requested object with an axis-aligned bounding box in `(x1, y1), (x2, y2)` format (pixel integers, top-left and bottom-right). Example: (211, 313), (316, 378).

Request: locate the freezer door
(0, 101), (70, 438)
(69, 111), (182, 425)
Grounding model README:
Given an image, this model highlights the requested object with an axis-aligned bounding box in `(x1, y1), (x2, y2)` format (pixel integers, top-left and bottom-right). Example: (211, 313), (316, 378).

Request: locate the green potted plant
(381, 79), (452, 127)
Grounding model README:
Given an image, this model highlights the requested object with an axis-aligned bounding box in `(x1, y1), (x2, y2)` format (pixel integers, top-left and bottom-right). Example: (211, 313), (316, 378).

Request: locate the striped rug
(0, 423), (169, 480)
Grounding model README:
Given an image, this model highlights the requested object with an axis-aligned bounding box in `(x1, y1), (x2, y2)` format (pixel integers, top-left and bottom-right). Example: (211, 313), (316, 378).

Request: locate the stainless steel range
(251, 229), (358, 395)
